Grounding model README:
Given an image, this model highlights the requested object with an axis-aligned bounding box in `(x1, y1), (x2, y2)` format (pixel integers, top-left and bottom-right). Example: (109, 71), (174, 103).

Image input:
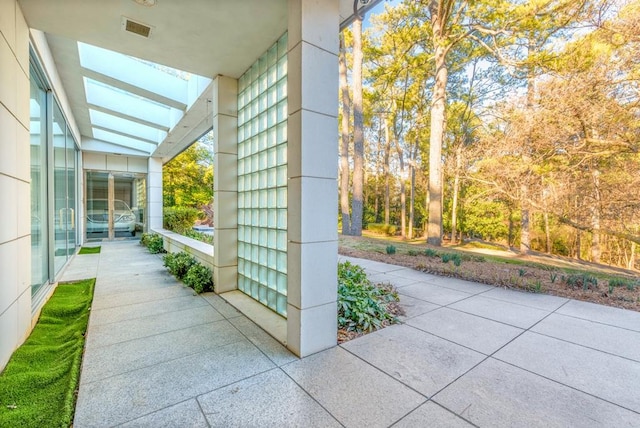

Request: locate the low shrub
(184, 264), (214, 293)
(608, 277), (638, 291)
(452, 253), (462, 267)
(140, 233), (165, 254)
(184, 229), (214, 245)
(407, 250), (418, 256)
(338, 261), (399, 333)
(386, 245), (396, 255)
(163, 206), (202, 234)
(367, 223), (398, 236)
(565, 273), (598, 291)
(424, 248), (438, 257)
(163, 251), (196, 280)
(441, 253), (452, 263)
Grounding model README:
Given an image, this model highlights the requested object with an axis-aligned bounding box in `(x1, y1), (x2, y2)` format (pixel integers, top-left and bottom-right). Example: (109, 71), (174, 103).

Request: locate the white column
(147, 157), (163, 230)
(287, 0), (340, 357)
(212, 76), (239, 293)
(0, 0), (31, 370)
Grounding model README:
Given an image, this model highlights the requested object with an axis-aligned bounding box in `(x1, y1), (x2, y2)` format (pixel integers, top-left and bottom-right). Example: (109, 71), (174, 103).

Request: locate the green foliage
(140, 233), (166, 254)
(530, 280), (543, 293)
(564, 273), (598, 291)
(407, 249), (419, 256)
(386, 245), (396, 254)
(184, 264), (214, 293)
(367, 223), (398, 236)
(0, 279), (94, 428)
(518, 268), (526, 277)
(441, 253), (452, 263)
(78, 246), (100, 255)
(424, 248), (439, 257)
(608, 277), (638, 291)
(338, 262), (399, 333)
(550, 272), (558, 283)
(452, 253), (462, 267)
(163, 143), (213, 208)
(163, 206), (202, 234)
(184, 229), (214, 245)
(163, 251), (197, 280)
(460, 199), (510, 242)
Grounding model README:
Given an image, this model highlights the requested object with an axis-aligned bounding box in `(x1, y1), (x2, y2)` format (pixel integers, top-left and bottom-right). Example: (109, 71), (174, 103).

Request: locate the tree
(350, 11), (365, 236)
(163, 143), (213, 208)
(339, 33), (352, 235)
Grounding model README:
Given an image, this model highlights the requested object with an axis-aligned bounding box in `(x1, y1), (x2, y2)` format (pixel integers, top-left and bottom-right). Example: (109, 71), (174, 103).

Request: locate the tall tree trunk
(397, 148), (406, 239)
(520, 36), (535, 255)
(350, 16), (364, 236)
(544, 211), (551, 253)
(427, 25), (447, 246)
(591, 169), (601, 263)
(384, 119), (391, 225)
(451, 144), (462, 244)
(542, 182), (551, 253)
(520, 183), (531, 254)
(575, 195), (582, 260)
(423, 186), (430, 238)
(339, 34), (352, 235)
(630, 240), (637, 271)
(409, 161), (415, 240)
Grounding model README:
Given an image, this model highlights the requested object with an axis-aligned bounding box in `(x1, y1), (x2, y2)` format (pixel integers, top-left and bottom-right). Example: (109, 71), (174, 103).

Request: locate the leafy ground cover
(0, 279), (95, 427)
(340, 234), (640, 311)
(78, 246), (101, 255)
(338, 261), (403, 343)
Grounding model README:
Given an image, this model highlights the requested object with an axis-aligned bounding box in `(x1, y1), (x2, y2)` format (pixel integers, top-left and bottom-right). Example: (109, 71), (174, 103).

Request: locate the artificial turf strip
(78, 246), (101, 255)
(0, 279), (95, 428)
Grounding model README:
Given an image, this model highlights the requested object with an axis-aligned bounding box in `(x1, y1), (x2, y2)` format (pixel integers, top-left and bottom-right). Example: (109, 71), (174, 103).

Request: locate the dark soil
(339, 246), (640, 312)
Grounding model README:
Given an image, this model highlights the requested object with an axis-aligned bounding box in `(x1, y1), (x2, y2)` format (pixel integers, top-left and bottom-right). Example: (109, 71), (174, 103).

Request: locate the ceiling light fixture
(133, 0), (157, 7)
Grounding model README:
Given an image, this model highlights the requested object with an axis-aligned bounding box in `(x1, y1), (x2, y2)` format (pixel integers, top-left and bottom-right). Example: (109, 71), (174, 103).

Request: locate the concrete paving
(62, 241), (640, 427)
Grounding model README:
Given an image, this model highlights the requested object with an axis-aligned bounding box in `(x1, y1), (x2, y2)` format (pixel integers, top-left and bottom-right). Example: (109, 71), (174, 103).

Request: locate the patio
(62, 241), (640, 427)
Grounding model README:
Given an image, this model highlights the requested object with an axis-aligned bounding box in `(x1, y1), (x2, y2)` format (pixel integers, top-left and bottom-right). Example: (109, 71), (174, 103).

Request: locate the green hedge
(366, 223), (398, 236)
(163, 206), (202, 234)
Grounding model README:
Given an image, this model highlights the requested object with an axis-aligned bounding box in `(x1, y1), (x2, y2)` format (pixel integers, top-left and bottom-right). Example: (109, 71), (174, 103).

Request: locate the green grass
(78, 246), (101, 255)
(0, 279), (95, 427)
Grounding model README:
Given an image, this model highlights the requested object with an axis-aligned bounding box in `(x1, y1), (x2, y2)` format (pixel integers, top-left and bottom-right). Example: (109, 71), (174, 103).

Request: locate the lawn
(78, 246), (101, 255)
(340, 233), (640, 311)
(0, 279), (95, 427)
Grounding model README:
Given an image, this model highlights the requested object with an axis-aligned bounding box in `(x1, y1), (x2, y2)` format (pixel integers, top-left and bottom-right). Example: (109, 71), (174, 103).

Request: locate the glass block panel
(277, 187), (287, 207)
(277, 294), (288, 317)
(277, 252), (287, 274)
(277, 230), (287, 251)
(277, 122), (287, 144)
(237, 32), (288, 318)
(277, 272), (287, 294)
(276, 165), (287, 186)
(277, 209), (287, 230)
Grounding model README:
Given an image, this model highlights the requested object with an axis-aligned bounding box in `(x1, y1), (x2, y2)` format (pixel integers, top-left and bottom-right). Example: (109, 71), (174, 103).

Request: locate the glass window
(29, 63), (48, 295)
(237, 32), (288, 317)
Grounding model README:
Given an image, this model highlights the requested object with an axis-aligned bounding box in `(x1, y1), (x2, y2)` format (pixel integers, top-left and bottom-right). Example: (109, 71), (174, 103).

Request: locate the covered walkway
(62, 241), (640, 427)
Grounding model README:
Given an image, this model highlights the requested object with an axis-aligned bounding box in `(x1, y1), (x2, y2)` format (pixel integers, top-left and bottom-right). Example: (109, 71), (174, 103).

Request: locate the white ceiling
(19, 0), (381, 160)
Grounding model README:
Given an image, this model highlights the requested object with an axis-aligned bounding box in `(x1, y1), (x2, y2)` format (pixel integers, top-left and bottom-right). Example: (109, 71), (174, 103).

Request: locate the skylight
(76, 41), (212, 155)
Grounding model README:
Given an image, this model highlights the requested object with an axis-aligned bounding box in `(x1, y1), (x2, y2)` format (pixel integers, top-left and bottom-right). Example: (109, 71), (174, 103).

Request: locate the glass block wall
(237, 33), (288, 317)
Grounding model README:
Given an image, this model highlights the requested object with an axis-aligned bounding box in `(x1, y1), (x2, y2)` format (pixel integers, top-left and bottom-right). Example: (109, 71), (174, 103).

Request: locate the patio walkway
(62, 241), (640, 427)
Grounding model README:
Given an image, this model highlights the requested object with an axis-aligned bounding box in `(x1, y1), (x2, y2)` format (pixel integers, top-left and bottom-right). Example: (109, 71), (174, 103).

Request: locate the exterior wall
(286, 0), (340, 356)
(147, 157), (163, 230)
(157, 228), (214, 271)
(83, 153), (148, 174)
(213, 76), (239, 293)
(0, 0), (32, 369)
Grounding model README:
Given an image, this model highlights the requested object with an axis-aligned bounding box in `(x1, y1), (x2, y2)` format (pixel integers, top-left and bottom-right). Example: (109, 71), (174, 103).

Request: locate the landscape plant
(184, 263), (214, 293)
(140, 233), (165, 254)
(163, 251), (196, 280)
(338, 261), (400, 334)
